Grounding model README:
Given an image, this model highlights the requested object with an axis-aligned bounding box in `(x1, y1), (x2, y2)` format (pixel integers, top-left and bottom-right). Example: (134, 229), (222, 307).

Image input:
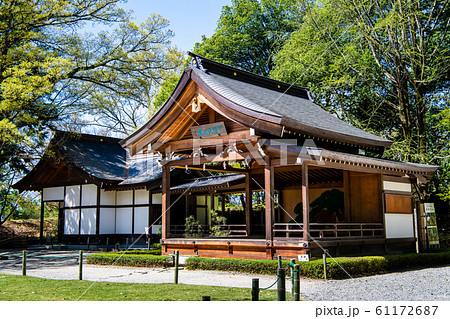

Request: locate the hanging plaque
(191, 121), (227, 139)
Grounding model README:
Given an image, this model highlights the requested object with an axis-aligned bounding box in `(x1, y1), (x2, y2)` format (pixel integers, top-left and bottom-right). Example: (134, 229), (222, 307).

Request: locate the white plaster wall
(152, 193), (162, 205)
(116, 207), (133, 234)
(65, 185), (80, 207)
(117, 190), (133, 206)
(135, 189), (149, 205)
(64, 209), (79, 235)
(80, 208), (96, 235)
(43, 187), (64, 202)
(385, 213), (414, 238)
(134, 207), (149, 235)
(99, 208), (115, 234)
(383, 181), (412, 193)
(81, 184), (97, 206)
(100, 190), (116, 205)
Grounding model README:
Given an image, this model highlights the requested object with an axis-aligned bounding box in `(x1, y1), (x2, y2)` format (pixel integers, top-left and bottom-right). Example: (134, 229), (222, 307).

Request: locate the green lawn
(0, 273), (279, 301)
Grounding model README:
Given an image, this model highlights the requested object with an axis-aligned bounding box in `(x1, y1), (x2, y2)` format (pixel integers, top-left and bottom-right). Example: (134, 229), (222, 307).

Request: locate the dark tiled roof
(58, 134), (126, 181)
(190, 54), (391, 148)
(119, 155), (163, 186)
(170, 173), (245, 191)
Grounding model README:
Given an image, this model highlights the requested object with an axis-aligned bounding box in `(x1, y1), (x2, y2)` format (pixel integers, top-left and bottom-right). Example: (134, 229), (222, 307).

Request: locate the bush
(87, 253), (170, 268)
(185, 250), (450, 279)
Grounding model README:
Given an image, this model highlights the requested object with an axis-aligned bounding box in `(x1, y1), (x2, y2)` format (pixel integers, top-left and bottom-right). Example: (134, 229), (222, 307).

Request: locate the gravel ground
(0, 250), (449, 301)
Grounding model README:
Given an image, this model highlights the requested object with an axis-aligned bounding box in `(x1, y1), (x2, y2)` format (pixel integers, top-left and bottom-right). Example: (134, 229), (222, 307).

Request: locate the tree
(0, 0), (183, 223)
(272, 0), (450, 162)
(193, 0), (301, 76)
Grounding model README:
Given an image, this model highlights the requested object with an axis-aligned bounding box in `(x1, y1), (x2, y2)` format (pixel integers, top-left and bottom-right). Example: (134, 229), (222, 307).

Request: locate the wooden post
(302, 163), (309, 243)
(106, 238), (109, 251)
(161, 164), (171, 240)
(245, 174), (252, 236)
(79, 250), (83, 280)
(290, 258), (296, 299)
(22, 250), (26, 276)
(277, 268), (286, 301)
(126, 238), (129, 249)
(87, 237), (90, 250)
(277, 255), (282, 269)
(293, 264), (300, 301)
(174, 250), (179, 284)
(252, 278), (259, 301)
(40, 193), (44, 243)
(264, 158), (274, 242)
(323, 250), (328, 280)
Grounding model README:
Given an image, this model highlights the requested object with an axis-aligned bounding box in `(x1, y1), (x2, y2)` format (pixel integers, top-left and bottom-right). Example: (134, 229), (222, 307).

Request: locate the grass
(0, 273), (279, 301)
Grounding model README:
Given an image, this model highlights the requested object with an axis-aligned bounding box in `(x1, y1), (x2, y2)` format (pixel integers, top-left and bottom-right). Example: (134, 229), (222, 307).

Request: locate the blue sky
(120, 0), (231, 52)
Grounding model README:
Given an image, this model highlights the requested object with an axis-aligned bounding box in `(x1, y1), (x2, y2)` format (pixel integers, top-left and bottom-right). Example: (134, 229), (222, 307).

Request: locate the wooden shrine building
(119, 53), (438, 259)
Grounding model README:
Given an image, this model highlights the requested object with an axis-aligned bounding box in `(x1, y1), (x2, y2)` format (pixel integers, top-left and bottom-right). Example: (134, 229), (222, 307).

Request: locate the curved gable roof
(121, 53), (391, 151)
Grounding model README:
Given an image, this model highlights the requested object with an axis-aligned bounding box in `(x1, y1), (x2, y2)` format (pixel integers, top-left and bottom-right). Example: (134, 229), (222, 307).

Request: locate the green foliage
(209, 210), (228, 237)
(184, 215), (203, 238)
(86, 254), (171, 268)
(0, 0), (184, 224)
(193, 0), (301, 76)
(185, 250), (450, 279)
(150, 74), (182, 113)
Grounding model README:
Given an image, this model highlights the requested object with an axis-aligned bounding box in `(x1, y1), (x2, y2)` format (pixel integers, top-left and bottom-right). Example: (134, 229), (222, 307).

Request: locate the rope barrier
(259, 276), (280, 290)
(285, 269), (299, 280)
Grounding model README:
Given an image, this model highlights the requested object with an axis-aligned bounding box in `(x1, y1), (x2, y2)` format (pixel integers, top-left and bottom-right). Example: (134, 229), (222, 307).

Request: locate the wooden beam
(302, 163), (309, 243)
(264, 158), (274, 242)
(159, 131), (258, 153)
(245, 174), (252, 236)
(40, 191), (44, 243)
(172, 165), (248, 175)
(167, 152), (254, 167)
(161, 165), (170, 240)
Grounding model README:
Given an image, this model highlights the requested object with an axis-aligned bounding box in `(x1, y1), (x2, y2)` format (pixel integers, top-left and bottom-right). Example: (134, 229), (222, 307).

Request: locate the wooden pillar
(161, 165), (171, 240)
(245, 174), (252, 236)
(264, 159), (274, 242)
(343, 170), (351, 220)
(40, 192), (45, 243)
(185, 193), (190, 219)
(302, 163), (310, 243)
(209, 191), (214, 226)
(96, 185), (100, 235)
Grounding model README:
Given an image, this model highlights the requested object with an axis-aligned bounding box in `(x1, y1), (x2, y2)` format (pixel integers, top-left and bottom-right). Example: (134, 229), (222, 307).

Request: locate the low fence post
(277, 268), (286, 301)
(290, 258), (296, 300)
(79, 250), (83, 280)
(106, 238), (109, 252)
(174, 250), (179, 284)
(126, 238), (129, 249)
(277, 255), (282, 269)
(22, 250), (26, 276)
(252, 278), (259, 301)
(87, 237), (90, 250)
(323, 250), (328, 280)
(293, 264), (300, 301)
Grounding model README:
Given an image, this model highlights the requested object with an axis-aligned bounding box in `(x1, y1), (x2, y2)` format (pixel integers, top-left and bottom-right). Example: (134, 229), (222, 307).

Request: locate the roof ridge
(188, 52), (312, 100)
(53, 130), (122, 144)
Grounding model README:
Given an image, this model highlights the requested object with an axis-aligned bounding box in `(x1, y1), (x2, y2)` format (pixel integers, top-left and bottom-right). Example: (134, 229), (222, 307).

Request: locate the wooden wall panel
(385, 194), (412, 213)
(281, 188), (301, 222)
(348, 172), (380, 222)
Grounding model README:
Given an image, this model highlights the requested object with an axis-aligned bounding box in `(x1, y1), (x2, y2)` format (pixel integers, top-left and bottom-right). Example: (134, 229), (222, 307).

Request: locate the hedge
(86, 253), (170, 268)
(185, 250), (450, 279)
